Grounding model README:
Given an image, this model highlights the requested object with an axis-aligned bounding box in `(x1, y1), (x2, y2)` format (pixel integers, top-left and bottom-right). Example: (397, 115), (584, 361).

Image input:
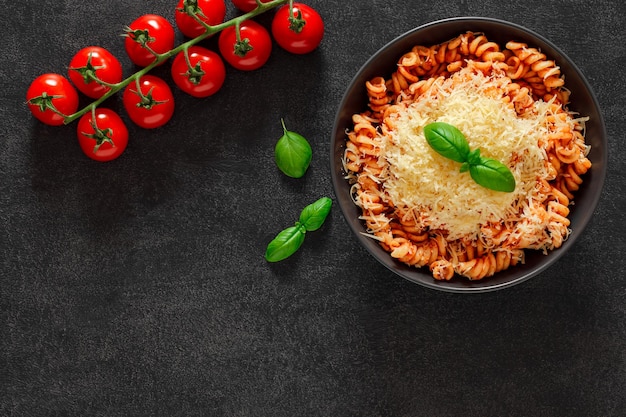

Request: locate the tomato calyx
(27, 92), (67, 118)
(233, 22), (253, 57)
(186, 62), (206, 84)
(124, 27), (155, 45)
(178, 0), (206, 17)
(234, 38), (254, 57)
(185, 62), (206, 85)
(288, 9), (306, 33)
(129, 84), (169, 110)
(81, 123), (115, 153)
(80, 108), (117, 153)
(124, 27), (159, 56)
(180, 49), (207, 85)
(69, 53), (108, 87)
(177, 0), (210, 30)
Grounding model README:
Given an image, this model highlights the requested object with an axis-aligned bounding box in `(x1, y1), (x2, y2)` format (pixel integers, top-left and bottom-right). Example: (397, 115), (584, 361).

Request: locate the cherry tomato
(77, 108), (128, 162)
(26, 73), (79, 126)
(272, 3), (324, 54)
(123, 75), (175, 129)
(175, 0), (226, 38)
(171, 46), (226, 98)
(124, 14), (175, 67)
(230, 0), (271, 13)
(218, 20), (272, 71)
(68, 46), (123, 99)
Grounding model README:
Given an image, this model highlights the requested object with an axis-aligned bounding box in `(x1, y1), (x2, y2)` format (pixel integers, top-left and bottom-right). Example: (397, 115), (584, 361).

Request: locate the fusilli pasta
(343, 32), (591, 281)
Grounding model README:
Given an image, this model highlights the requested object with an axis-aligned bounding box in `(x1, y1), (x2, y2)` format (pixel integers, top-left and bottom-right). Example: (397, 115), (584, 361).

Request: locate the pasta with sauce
(342, 31), (591, 281)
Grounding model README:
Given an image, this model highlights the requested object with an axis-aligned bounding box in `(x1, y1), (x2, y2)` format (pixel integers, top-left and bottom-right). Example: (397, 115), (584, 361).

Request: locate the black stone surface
(2, 1), (625, 416)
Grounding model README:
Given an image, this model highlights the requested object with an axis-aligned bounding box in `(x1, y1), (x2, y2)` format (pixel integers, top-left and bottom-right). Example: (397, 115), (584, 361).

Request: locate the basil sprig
(265, 197), (332, 262)
(274, 119), (312, 178)
(423, 122), (516, 192)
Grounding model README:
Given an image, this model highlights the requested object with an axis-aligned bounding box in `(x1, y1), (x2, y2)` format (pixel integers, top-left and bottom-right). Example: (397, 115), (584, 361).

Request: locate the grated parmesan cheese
(377, 66), (552, 241)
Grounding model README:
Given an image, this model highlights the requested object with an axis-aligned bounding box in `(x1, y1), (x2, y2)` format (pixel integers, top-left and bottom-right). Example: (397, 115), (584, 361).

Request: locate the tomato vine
(54, 0), (292, 125)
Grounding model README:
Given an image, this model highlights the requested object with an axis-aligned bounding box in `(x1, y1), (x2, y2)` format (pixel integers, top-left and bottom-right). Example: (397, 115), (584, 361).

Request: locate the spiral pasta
(342, 32), (591, 281)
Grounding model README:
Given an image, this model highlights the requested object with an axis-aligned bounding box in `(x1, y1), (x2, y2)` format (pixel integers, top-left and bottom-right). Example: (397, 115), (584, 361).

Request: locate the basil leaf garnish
(299, 197), (332, 231)
(423, 122), (516, 193)
(469, 157), (516, 192)
(423, 122), (470, 163)
(265, 224), (307, 262)
(265, 197), (332, 262)
(274, 119), (312, 178)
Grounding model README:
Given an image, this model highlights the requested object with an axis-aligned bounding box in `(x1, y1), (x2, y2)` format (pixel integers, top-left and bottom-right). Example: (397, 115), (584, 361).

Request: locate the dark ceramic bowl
(330, 17), (607, 293)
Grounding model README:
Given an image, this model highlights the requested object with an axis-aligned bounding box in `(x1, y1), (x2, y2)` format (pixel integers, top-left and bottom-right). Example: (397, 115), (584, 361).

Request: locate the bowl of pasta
(331, 17), (607, 292)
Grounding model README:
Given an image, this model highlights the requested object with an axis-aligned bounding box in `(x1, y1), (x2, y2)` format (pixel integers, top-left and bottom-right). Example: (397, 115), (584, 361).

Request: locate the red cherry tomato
(272, 3), (324, 54)
(230, 0), (271, 13)
(175, 0), (226, 38)
(218, 20), (272, 71)
(125, 14), (175, 67)
(171, 46), (226, 98)
(26, 73), (79, 126)
(77, 108), (129, 162)
(123, 75), (175, 129)
(68, 46), (123, 98)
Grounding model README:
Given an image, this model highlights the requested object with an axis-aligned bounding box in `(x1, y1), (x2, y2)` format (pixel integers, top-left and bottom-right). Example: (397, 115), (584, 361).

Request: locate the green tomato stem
(62, 0), (289, 125)
(182, 45), (192, 69)
(235, 20), (241, 42)
(95, 79), (118, 89)
(142, 43), (163, 61)
(188, 8), (212, 32)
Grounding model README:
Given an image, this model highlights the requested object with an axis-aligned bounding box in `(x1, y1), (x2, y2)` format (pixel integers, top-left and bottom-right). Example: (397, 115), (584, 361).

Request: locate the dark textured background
(2, 1), (625, 416)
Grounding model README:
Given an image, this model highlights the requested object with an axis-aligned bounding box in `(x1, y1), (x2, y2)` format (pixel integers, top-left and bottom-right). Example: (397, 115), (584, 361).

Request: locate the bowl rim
(330, 17), (608, 293)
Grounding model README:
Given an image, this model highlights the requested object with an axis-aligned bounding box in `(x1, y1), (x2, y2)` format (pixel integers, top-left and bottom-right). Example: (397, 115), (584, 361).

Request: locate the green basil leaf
(265, 224), (306, 262)
(469, 157), (516, 192)
(467, 148), (482, 166)
(274, 119), (312, 178)
(299, 197), (332, 232)
(423, 122), (470, 163)
(423, 122), (515, 192)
